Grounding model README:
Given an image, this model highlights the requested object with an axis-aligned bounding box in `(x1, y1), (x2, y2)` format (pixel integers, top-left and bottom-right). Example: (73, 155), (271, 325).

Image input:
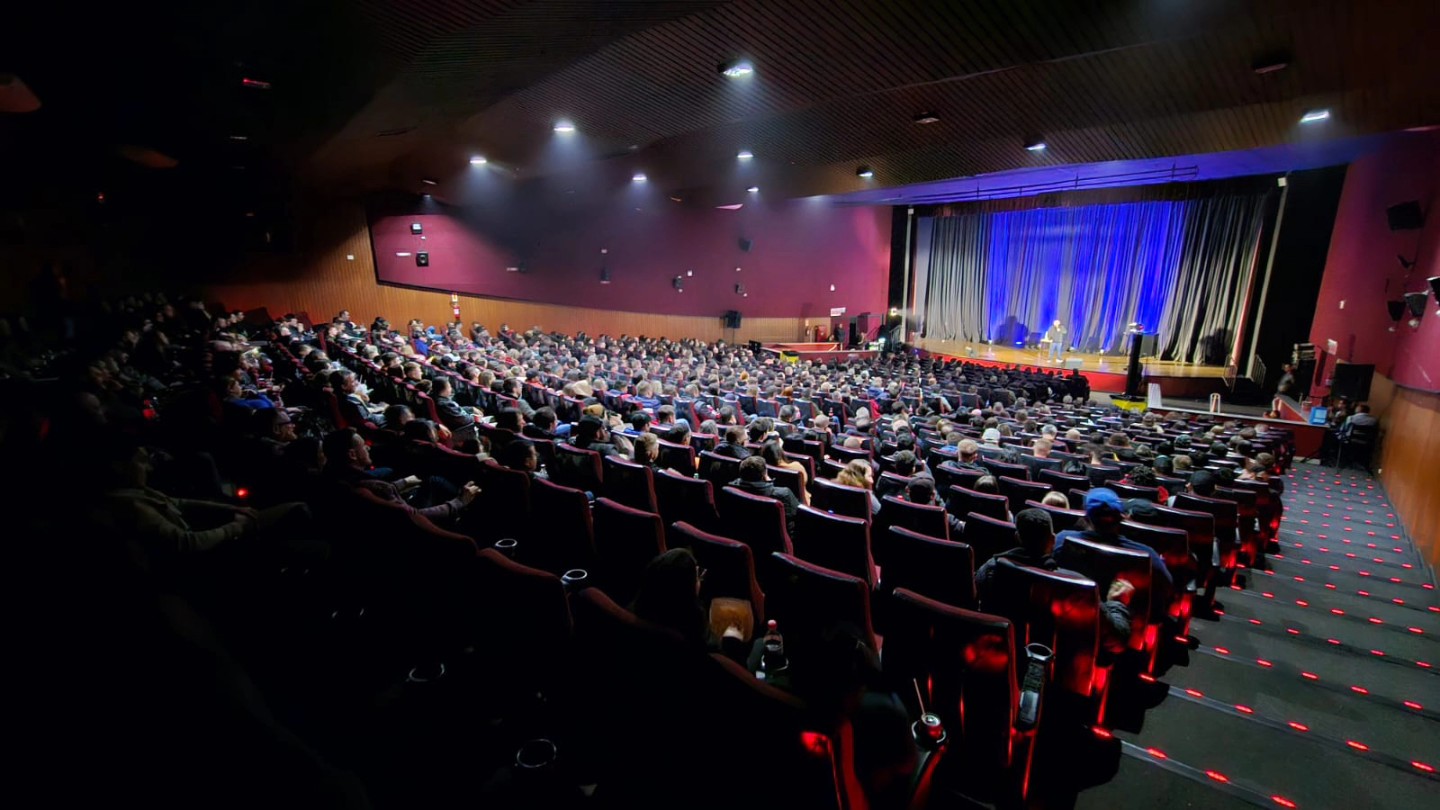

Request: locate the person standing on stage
(1044, 319), (1067, 362)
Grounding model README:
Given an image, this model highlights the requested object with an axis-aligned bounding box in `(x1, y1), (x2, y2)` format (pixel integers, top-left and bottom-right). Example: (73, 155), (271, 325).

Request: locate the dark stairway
(1076, 464), (1439, 809)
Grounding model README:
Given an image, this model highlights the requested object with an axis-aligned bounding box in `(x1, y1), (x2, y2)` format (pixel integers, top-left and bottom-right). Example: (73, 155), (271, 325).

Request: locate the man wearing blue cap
(1055, 487), (1174, 600)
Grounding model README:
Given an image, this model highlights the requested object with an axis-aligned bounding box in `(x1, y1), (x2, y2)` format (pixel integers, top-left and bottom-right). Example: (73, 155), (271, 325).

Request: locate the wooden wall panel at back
(204, 204), (805, 344)
(1377, 384), (1440, 570)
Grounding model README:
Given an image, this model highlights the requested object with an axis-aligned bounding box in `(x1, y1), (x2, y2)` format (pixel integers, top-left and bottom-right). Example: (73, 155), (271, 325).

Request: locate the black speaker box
(1387, 201), (1424, 231)
(723, 310), (742, 329)
(416, 251), (429, 267)
(738, 237), (753, 252)
(1330, 363), (1374, 402)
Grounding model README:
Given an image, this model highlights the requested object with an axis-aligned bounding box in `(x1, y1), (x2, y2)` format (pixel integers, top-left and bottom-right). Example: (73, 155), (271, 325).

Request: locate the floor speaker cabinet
(723, 310), (742, 329)
(1063, 357), (1085, 370)
(1329, 363), (1375, 402)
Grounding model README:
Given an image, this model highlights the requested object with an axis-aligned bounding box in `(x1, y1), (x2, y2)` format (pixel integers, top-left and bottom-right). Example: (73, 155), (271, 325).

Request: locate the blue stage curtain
(918, 194), (1268, 363)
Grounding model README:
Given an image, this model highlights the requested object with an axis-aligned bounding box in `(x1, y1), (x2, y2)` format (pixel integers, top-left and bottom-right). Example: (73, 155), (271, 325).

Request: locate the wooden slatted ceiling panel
(204, 204), (804, 344)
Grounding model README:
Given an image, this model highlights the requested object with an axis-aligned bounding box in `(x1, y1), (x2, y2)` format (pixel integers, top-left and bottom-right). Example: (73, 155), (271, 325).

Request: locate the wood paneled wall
(1376, 382), (1440, 570)
(205, 204), (806, 344)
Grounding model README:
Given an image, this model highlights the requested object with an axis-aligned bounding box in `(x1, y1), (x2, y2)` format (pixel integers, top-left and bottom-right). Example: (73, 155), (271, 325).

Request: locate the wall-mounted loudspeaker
(1429, 276), (1440, 300)
(723, 310), (742, 329)
(738, 237), (753, 252)
(416, 252), (429, 267)
(1387, 300), (1406, 322)
(1404, 291), (1427, 318)
(673, 276), (684, 291)
(1387, 201), (1424, 231)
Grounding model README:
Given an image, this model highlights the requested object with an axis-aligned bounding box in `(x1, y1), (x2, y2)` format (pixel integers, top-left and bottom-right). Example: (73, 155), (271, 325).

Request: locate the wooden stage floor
(916, 340), (1230, 394)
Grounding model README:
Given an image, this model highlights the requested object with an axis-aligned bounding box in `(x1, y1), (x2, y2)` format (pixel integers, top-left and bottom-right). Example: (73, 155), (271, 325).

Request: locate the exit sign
(830, 307), (847, 317)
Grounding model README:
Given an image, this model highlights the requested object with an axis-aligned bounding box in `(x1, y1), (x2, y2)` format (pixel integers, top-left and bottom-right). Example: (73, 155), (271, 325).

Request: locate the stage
(915, 339), (1232, 397)
(761, 342), (879, 364)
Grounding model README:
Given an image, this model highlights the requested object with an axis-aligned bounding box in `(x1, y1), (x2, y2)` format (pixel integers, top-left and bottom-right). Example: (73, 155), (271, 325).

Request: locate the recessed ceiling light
(737, 150), (754, 160)
(240, 77), (271, 90)
(553, 121), (576, 133)
(913, 112), (940, 125)
(421, 178), (438, 186)
(1300, 109), (1330, 124)
(719, 60), (754, 78)
(228, 134), (248, 141)
(469, 156), (487, 165)
(1024, 136), (1047, 151)
(632, 172), (648, 183)
(856, 166), (874, 179)
(747, 186), (759, 193)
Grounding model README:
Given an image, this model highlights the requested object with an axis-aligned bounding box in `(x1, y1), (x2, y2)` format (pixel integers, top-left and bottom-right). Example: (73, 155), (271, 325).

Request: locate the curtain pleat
(919, 194), (1268, 363)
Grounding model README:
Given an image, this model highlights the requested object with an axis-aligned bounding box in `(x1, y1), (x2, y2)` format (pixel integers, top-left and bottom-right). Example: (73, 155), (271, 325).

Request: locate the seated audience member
(630, 548), (747, 661)
(1339, 403), (1377, 438)
(495, 407), (525, 438)
(972, 474), (1000, 495)
(321, 428), (478, 522)
(729, 455), (800, 536)
(524, 406), (568, 440)
(1168, 469), (1217, 506)
(625, 410), (652, 437)
(954, 439), (985, 472)
(804, 413), (834, 446)
(1040, 491), (1070, 509)
(572, 414), (629, 458)
(976, 508), (1134, 655)
(1121, 464), (1169, 503)
(713, 425), (752, 460)
(632, 432), (660, 467)
(500, 437), (548, 481)
(654, 403), (689, 432)
(836, 459), (881, 516)
(760, 439), (810, 505)
(632, 380), (661, 411)
(979, 428), (1002, 448)
(903, 478), (964, 537)
(433, 378), (480, 432)
(1054, 489), (1173, 606)
(331, 369), (384, 428)
(220, 376), (276, 413)
(665, 422), (693, 447)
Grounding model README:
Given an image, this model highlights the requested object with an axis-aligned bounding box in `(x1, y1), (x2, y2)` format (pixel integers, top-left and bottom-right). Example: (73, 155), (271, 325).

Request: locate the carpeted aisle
(1078, 463), (1439, 809)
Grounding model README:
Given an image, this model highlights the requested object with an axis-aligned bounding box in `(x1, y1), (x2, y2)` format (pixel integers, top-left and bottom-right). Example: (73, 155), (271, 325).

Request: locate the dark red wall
(1310, 131), (1440, 393)
(371, 197), (892, 320)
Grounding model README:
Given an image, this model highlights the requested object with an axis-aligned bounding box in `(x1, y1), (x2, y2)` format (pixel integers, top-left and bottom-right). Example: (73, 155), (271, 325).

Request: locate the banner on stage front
(1147, 383), (1162, 409)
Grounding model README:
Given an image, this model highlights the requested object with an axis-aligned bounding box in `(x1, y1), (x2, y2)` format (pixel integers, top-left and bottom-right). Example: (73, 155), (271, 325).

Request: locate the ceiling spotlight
(1300, 109), (1330, 124)
(737, 150), (754, 160)
(856, 166), (874, 179)
(469, 156), (487, 165)
(228, 134), (248, 141)
(747, 186), (759, 193)
(632, 172), (648, 183)
(1024, 137), (1047, 151)
(240, 77), (271, 90)
(719, 60), (754, 78)
(421, 178), (438, 186)
(553, 121), (576, 133)
(1252, 56), (1290, 75)
(913, 112), (941, 125)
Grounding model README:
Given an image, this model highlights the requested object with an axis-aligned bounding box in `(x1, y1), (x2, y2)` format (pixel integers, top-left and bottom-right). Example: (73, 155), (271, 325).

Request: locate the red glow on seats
(1205, 770), (1230, 783)
(1236, 704), (1254, 714)
(1346, 740), (1369, 752)
(1257, 659), (1273, 667)
(1272, 796), (1297, 808)
(1091, 727), (1113, 739)
(1404, 701), (1423, 710)
(1301, 672), (1318, 680)
(236, 487), (250, 499)
(1146, 747), (1168, 759)
(1185, 688), (1204, 698)
(1350, 686), (1369, 695)
(1288, 721), (1309, 731)
(800, 731), (831, 757)
(1414, 761), (1436, 773)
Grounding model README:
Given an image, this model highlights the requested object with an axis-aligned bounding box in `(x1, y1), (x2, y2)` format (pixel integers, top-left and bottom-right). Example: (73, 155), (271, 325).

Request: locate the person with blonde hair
(836, 459), (880, 516)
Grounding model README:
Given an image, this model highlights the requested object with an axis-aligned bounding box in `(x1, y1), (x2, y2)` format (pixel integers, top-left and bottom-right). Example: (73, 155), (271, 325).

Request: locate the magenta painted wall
(371, 198), (892, 321)
(1309, 131), (1440, 393)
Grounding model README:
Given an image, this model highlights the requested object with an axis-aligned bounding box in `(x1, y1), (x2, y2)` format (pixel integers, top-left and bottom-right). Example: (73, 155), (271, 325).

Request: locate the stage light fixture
(228, 135), (248, 141)
(632, 172), (647, 183)
(1024, 136), (1047, 151)
(737, 150), (754, 160)
(469, 156), (487, 165)
(421, 178), (438, 186)
(1300, 109), (1330, 124)
(1429, 276), (1440, 303)
(746, 186), (759, 193)
(599, 266), (611, 285)
(1404, 291), (1427, 318)
(719, 60), (754, 78)
(856, 166), (874, 179)
(913, 112), (940, 125)
(553, 121), (576, 133)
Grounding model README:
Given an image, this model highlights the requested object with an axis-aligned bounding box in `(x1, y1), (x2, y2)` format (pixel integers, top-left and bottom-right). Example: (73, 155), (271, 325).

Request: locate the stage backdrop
(914, 193), (1270, 363)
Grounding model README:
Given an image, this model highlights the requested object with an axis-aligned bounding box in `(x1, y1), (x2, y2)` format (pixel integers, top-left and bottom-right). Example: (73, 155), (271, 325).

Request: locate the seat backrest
(793, 506), (875, 588)
(947, 485), (1010, 522)
(998, 476), (1051, 514)
(811, 478), (874, 522)
(472, 548), (573, 691)
(768, 464), (806, 503)
(1037, 468), (1089, 491)
(826, 443), (872, 464)
(934, 462), (986, 495)
(593, 498), (667, 606)
(767, 552), (877, 661)
(1055, 538), (1153, 651)
(1026, 500), (1086, 533)
(653, 468), (720, 534)
(1109, 481), (1161, 502)
(552, 442), (604, 492)
(602, 454), (659, 512)
(883, 528), (976, 609)
(980, 458), (1030, 481)
(1174, 493), (1238, 535)
(884, 589), (1016, 774)
(717, 486), (793, 560)
(671, 521), (766, 626)
(474, 459), (532, 543)
(878, 495), (950, 544)
(656, 439), (697, 474)
(986, 559), (1100, 698)
(698, 451), (743, 489)
(527, 478), (596, 573)
(959, 512), (1017, 567)
(1121, 520), (1193, 594)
